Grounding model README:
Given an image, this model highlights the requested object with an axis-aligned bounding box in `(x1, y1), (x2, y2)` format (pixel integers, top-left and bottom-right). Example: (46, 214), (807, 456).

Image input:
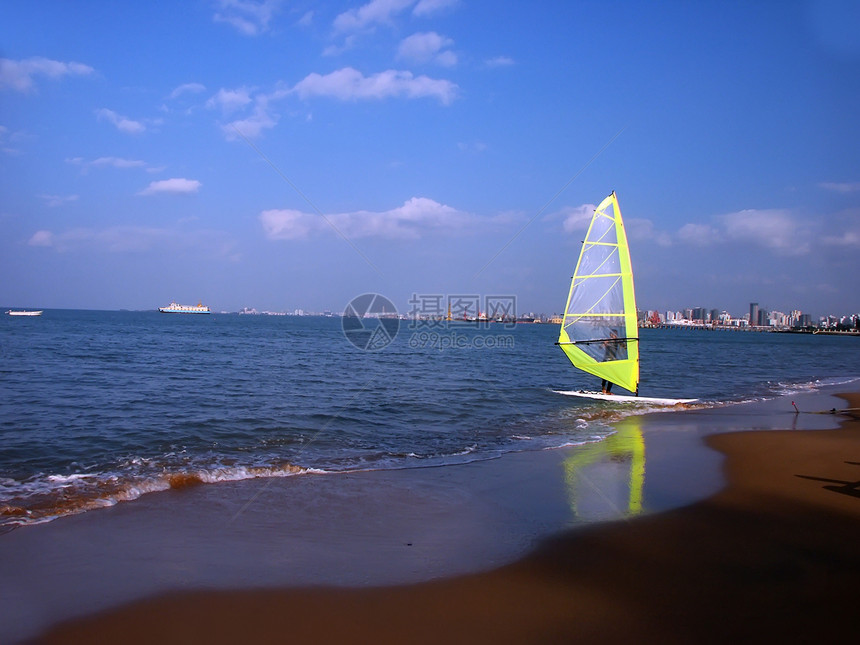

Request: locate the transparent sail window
(566, 318), (629, 362)
(567, 275), (624, 317)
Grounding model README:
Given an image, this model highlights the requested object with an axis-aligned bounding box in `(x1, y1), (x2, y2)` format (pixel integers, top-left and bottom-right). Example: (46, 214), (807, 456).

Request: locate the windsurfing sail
(557, 191), (639, 394)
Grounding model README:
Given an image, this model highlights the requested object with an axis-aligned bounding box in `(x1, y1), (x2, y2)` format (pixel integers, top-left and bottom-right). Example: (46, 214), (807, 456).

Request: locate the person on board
(601, 330), (620, 394)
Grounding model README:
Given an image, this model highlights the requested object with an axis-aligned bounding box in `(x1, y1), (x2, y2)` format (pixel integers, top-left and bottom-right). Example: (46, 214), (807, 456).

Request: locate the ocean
(2, 309), (859, 532)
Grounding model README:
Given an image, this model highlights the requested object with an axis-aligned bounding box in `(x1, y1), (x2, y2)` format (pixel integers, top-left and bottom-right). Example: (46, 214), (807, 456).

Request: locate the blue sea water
(1, 309), (858, 530)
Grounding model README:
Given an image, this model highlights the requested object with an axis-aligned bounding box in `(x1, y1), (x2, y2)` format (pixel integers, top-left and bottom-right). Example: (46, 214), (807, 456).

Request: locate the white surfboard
(553, 390), (697, 406)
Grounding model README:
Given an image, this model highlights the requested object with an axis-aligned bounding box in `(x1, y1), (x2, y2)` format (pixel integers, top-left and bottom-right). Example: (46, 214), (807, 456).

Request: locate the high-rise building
(750, 302), (759, 327)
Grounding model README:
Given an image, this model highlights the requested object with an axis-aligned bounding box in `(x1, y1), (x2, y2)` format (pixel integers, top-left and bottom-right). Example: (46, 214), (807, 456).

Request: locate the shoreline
(26, 389), (860, 643)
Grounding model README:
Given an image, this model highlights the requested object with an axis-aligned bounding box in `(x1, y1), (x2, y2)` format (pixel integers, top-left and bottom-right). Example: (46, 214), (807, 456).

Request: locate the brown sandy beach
(37, 393), (860, 644)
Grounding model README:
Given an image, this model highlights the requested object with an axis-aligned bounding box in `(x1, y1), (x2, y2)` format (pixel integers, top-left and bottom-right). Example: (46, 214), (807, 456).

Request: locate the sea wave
(0, 462), (316, 532)
(769, 375), (860, 396)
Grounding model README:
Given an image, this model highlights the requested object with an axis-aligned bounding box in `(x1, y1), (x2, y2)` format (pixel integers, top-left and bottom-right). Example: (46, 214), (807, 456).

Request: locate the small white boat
(6, 310), (43, 316)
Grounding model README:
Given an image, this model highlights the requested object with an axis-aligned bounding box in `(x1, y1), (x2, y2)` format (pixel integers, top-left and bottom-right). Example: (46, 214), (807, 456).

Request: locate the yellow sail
(557, 192), (639, 393)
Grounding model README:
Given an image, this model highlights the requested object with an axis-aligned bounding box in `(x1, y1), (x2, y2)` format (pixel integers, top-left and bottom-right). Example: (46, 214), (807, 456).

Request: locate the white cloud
(68, 156), (149, 172)
(677, 222), (720, 245)
(28, 230), (54, 246)
(207, 87), (255, 114)
(550, 203), (813, 255)
(96, 108), (146, 134)
(201, 83), (291, 140)
(261, 197), (477, 241)
(293, 67), (458, 105)
(0, 57), (94, 92)
(27, 225), (235, 254)
(719, 209), (809, 255)
(259, 209), (315, 240)
(627, 218), (673, 247)
(0, 124), (25, 155)
(435, 51), (458, 67)
(297, 10), (314, 27)
(90, 156), (147, 169)
(819, 181), (860, 193)
(821, 211), (860, 248)
(332, 0), (458, 34)
(39, 194), (79, 208)
(485, 55), (515, 68)
(322, 35), (359, 57)
(329, 0), (459, 52)
(211, 88), (287, 140)
(397, 32), (457, 66)
(213, 0), (281, 35)
(333, 0), (413, 33)
(222, 104), (278, 139)
(669, 207), (860, 256)
(413, 0), (458, 16)
(822, 230), (860, 247)
(553, 204), (671, 246)
(168, 83), (206, 99)
(555, 204), (596, 234)
(138, 178), (201, 195)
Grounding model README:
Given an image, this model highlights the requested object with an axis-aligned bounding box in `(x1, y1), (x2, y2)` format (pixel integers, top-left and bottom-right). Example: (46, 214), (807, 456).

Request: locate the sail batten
(557, 192), (639, 393)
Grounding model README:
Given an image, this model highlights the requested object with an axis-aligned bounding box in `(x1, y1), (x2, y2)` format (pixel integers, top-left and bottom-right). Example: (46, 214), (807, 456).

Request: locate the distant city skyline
(2, 2), (859, 316)
(210, 296), (858, 325)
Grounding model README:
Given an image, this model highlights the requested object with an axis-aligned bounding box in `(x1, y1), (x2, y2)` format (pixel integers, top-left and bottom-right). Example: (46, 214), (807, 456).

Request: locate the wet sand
(35, 391), (860, 644)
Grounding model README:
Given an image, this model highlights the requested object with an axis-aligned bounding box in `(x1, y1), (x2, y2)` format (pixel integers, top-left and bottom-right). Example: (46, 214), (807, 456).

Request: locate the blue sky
(2, 0), (859, 318)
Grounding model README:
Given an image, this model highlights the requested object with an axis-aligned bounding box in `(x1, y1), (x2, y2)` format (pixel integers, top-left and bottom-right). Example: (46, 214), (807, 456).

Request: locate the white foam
(1, 462), (321, 530)
(453, 444), (478, 457)
(46, 473), (94, 484)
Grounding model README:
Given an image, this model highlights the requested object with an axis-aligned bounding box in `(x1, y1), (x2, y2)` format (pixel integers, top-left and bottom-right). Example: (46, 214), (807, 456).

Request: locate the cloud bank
(293, 67), (457, 104)
(261, 197), (480, 240)
(556, 202), (860, 257)
(28, 226), (235, 255)
(819, 181), (860, 194)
